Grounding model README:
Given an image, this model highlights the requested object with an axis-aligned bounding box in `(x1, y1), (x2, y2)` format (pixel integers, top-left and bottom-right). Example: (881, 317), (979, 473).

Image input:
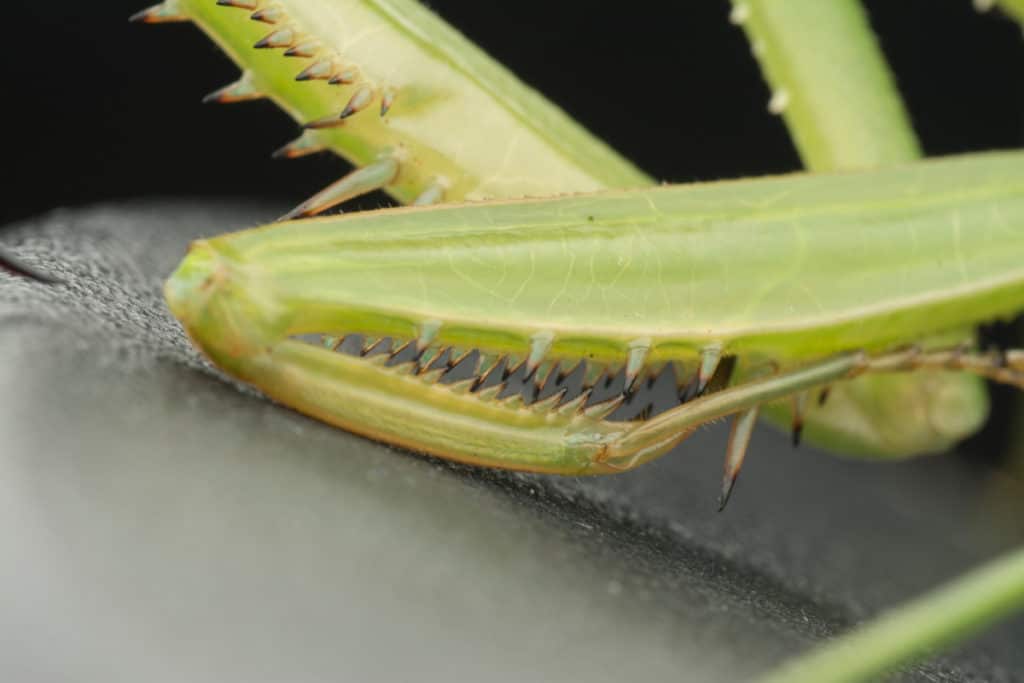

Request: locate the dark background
(3, 1), (1021, 227)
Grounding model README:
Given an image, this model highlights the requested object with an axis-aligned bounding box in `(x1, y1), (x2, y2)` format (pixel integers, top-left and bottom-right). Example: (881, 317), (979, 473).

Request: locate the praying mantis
(127, 0), (1024, 498)
(2, 0), (1012, 680)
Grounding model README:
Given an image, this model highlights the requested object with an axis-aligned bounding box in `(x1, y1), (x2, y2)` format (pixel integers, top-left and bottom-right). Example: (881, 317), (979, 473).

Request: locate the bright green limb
(735, 0), (920, 170)
(756, 545), (1024, 683)
(173, 0), (648, 205)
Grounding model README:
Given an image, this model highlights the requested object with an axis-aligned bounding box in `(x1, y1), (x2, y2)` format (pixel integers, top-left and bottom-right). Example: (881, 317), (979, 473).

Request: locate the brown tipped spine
(129, 1), (187, 23)
(279, 157), (400, 220)
(719, 406), (760, 511)
(216, 0), (260, 9)
(254, 27), (295, 49)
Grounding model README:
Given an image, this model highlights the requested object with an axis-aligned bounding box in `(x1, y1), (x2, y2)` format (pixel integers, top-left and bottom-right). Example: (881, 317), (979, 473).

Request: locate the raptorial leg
(865, 345), (1024, 389)
(600, 353), (868, 473)
(601, 346), (1024, 509)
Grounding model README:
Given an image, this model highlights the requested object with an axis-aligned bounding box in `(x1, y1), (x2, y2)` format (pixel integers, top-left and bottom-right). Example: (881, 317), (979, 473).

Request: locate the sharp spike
(704, 355), (737, 395)
(250, 6), (283, 23)
(387, 359), (418, 375)
(217, 0), (259, 9)
(698, 344), (724, 395)
(447, 347), (472, 368)
(380, 88), (397, 116)
(644, 362), (667, 390)
(448, 378), (476, 395)
(602, 366), (623, 389)
(364, 353), (390, 368)
(202, 71), (263, 104)
(718, 406), (760, 511)
(419, 367), (447, 385)
(279, 157), (400, 220)
(303, 114), (347, 130)
(535, 361), (560, 390)
(328, 67), (359, 85)
(583, 362), (607, 389)
(334, 334), (361, 354)
(415, 346), (442, 369)
(581, 397), (626, 421)
(476, 385), (503, 403)
(254, 27), (295, 49)
(674, 362), (702, 402)
(525, 331), (555, 378)
(387, 339), (415, 361)
(668, 361), (688, 386)
(295, 59), (335, 81)
(503, 355), (524, 380)
(271, 131), (325, 160)
(361, 336), (388, 356)
(557, 393), (588, 416)
(476, 354), (503, 384)
(791, 391), (808, 448)
(624, 339), (652, 393)
(557, 360), (585, 385)
(531, 387), (568, 414)
(340, 84), (375, 118)
(502, 394), (527, 411)
(818, 386), (832, 407)
(284, 40), (319, 58)
(0, 250), (61, 285)
(129, 1), (187, 23)
(412, 182), (447, 206)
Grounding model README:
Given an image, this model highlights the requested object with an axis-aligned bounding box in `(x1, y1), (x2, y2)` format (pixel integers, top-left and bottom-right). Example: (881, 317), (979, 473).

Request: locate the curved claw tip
(717, 475), (737, 512)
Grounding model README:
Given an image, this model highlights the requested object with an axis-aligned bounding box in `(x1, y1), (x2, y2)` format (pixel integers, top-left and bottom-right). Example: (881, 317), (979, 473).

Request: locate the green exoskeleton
(130, 0), (1024, 471)
(130, 0), (1023, 493)
(164, 151), (1024, 491)
(120, 2), (1024, 679)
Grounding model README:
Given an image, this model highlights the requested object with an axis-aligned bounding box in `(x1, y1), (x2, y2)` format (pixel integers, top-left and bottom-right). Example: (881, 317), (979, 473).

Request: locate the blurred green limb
(733, 0), (986, 457)
(733, 0), (920, 170)
(986, 0), (1024, 25)
(757, 545), (1024, 683)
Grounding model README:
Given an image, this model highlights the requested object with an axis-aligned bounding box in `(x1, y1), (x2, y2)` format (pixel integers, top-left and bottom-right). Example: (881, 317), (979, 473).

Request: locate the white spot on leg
(768, 89), (790, 115)
(729, 2), (750, 25)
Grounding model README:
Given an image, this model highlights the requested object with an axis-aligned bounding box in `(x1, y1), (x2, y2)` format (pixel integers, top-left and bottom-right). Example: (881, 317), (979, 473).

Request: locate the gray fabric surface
(1, 201), (1023, 682)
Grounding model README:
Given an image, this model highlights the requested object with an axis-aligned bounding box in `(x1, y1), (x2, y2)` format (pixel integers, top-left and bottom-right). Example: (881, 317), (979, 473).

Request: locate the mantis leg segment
(280, 158), (400, 220)
(598, 354), (866, 472)
(215, 337), (632, 475)
(870, 346), (1024, 388)
(720, 406), (760, 511)
(600, 346), (1024, 480)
